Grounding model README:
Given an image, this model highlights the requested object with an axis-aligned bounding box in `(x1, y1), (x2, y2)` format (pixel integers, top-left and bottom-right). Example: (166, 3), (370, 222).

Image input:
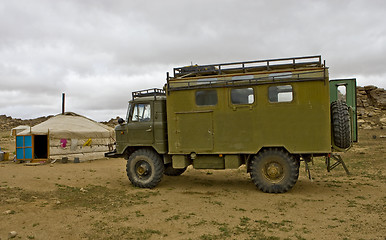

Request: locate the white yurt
(11, 125), (31, 137)
(16, 112), (115, 162)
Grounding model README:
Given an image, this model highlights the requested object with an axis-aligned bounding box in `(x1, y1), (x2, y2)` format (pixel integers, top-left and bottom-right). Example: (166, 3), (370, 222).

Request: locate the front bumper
(104, 149), (122, 158)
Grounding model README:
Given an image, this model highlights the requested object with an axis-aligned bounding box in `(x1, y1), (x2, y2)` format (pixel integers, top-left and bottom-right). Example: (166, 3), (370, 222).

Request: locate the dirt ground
(0, 129), (385, 240)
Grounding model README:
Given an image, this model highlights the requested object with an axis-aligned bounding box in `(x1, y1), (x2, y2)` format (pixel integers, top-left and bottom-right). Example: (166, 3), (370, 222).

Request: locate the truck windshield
(132, 103), (151, 122)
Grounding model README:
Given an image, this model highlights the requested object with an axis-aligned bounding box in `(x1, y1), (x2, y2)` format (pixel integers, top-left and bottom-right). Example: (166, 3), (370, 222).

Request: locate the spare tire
(331, 100), (351, 149)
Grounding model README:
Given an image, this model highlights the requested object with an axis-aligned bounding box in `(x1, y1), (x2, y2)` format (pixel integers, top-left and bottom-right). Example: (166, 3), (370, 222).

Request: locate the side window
(268, 85), (293, 103)
(131, 103), (151, 122)
(196, 90), (217, 106)
(231, 88), (254, 104)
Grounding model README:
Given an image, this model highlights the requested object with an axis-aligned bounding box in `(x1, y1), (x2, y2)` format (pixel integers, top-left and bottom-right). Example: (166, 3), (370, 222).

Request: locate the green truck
(106, 55), (357, 193)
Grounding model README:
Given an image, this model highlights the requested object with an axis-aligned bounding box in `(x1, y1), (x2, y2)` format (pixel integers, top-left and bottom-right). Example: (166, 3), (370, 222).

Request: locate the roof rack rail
(171, 55), (322, 79)
(132, 88), (165, 100)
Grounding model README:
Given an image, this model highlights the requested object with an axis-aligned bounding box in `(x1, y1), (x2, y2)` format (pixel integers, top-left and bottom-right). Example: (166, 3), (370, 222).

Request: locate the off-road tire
(250, 148), (299, 193)
(164, 164), (186, 176)
(126, 149), (164, 188)
(331, 100), (351, 149)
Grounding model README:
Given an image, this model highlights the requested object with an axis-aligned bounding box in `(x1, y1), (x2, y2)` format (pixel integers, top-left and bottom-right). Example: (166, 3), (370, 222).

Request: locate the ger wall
(49, 137), (112, 162)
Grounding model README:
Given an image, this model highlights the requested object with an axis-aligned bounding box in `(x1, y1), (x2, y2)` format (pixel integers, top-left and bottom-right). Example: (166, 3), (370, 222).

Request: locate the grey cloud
(0, 0), (385, 121)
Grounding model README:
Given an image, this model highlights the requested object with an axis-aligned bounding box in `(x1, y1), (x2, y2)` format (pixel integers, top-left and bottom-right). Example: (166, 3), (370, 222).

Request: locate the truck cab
(113, 89), (168, 158)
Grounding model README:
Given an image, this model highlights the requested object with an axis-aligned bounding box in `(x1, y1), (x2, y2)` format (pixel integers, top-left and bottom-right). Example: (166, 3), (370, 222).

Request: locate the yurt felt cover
(17, 112), (115, 161)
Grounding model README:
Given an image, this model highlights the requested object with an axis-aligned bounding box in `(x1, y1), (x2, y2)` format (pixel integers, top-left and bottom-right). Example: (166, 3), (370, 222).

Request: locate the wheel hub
(136, 163), (150, 176)
(264, 162), (283, 181)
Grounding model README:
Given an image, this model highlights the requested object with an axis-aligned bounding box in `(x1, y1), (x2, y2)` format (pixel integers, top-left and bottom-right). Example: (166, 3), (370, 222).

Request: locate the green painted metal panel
(175, 111), (213, 152)
(172, 155), (190, 168)
(193, 155), (224, 169)
(224, 155), (242, 169)
(166, 68), (331, 155)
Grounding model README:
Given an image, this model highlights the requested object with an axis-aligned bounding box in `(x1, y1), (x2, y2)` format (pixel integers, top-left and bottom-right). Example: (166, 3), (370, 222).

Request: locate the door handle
(146, 128), (152, 132)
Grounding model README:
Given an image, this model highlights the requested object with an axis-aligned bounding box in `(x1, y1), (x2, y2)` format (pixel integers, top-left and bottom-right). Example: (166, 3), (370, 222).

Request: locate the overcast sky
(0, 0), (385, 121)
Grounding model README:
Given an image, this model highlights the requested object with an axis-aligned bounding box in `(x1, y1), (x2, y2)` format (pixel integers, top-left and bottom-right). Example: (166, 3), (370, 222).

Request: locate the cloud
(0, 0), (385, 121)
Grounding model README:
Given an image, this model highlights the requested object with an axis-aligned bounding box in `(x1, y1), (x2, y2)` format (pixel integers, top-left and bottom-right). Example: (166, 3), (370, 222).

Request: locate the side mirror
(118, 118), (125, 125)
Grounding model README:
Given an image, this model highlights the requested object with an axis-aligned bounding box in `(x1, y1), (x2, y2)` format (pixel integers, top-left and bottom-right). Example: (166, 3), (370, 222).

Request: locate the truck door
(127, 102), (154, 144)
(329, 78), (357, 142)
(175, 111), (214, 152)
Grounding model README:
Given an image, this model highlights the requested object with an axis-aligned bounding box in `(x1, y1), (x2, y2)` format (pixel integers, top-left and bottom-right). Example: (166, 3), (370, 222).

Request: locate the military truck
(107, 55), (357, 193)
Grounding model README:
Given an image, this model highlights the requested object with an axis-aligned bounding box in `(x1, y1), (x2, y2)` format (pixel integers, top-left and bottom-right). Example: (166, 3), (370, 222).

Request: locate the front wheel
(126, 149), (164, 188)
(250, 148), (299, 193)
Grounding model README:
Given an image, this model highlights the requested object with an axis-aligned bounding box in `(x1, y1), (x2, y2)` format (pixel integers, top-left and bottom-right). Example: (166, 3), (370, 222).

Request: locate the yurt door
(16, 135), (33, 161)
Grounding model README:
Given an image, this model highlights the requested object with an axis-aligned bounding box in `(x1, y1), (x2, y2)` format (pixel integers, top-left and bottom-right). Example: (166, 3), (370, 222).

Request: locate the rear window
(196, 90), (218, 106)
(268, 85), (293, 102)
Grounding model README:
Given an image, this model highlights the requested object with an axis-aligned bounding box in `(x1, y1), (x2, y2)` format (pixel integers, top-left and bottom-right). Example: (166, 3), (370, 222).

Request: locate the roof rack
(167, 69), (326, 92)
(132, 88), (165, 100)
(170, 55), (322, 79)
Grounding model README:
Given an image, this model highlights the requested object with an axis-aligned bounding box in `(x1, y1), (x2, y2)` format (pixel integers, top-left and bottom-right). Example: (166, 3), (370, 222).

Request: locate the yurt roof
(11, 125), (31, 136)
(18, 112), (114, 139)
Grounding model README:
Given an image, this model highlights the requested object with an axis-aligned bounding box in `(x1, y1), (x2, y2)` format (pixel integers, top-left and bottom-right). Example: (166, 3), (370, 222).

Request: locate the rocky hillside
(0, 115), (52, 132)
(356, 85), (386, 129)
(100, 117), (120, 128)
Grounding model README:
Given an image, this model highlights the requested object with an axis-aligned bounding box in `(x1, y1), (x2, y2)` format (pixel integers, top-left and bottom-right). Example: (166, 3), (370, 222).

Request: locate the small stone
(8, 231), (17, 238)
(3, 210), (15, 215)
(56, 200), (61, 204)
(5, 198), (20, 203)
(80, 188), (87, 193)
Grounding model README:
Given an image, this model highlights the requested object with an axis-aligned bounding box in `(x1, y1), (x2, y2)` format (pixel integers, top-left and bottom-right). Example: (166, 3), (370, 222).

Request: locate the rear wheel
(164, 164), (187, 176)
(250, 148), (299, 193)
(126, 149), (164, 188)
